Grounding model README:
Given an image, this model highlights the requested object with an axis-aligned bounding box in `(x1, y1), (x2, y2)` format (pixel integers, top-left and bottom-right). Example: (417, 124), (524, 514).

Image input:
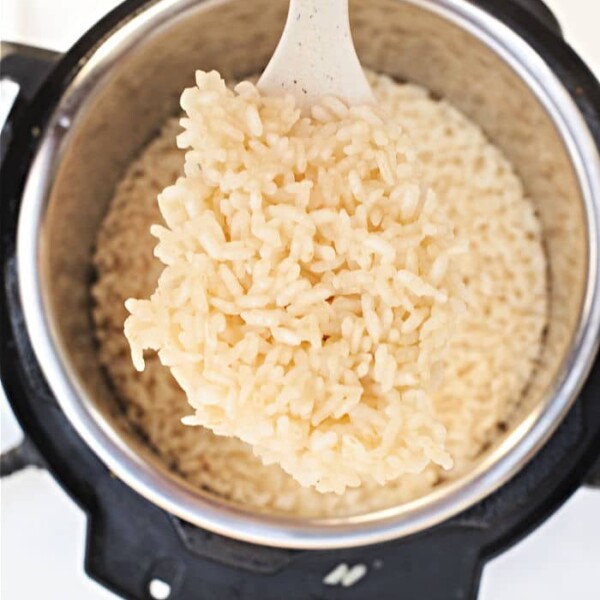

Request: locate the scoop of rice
(124, 70), (466, 493)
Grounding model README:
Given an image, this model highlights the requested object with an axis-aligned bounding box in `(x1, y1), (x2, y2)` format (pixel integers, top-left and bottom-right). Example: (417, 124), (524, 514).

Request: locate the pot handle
(584, 455), (600, 488)
(582, 353), (600, 488)
(0, 42), (60, 157)
(0, 42), (59, 475)
(582, 375), (600, 488)
(508, 0), (563, 37)
(0, 437), (47, 477)
(0, 386), (47, 477)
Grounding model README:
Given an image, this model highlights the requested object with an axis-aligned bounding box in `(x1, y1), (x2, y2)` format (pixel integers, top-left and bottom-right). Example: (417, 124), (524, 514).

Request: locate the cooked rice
(120, 71), (464, 493)
(92, 71), (547, 514)
(122, 71), (467, 494)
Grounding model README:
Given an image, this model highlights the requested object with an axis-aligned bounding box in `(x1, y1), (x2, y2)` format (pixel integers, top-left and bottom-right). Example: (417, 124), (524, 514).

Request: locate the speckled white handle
(257, 0), (374, 111)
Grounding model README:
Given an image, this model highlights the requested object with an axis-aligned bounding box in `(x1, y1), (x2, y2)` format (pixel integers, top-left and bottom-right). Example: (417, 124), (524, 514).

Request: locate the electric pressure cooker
(1, 1), (599, 598)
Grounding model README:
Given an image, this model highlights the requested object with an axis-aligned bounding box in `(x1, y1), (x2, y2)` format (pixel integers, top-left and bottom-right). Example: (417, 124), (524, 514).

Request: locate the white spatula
(257, 0), (375, 111)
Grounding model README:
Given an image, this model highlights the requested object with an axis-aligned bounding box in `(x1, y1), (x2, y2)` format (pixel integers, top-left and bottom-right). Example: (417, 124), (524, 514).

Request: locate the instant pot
(1, 0), (600, 598)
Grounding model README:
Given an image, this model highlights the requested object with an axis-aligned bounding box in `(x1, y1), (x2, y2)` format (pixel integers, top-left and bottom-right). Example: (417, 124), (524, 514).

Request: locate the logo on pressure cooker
(323, 563), (371, 587)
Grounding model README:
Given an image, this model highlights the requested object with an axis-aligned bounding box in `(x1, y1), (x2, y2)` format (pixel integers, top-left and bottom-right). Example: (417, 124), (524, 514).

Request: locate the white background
(1, 1), (599, 598)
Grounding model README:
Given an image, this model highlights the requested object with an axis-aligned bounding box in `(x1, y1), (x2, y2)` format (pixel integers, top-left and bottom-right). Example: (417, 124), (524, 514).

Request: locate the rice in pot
(92, 71), (547, 515)
(122, 71), (467, 493)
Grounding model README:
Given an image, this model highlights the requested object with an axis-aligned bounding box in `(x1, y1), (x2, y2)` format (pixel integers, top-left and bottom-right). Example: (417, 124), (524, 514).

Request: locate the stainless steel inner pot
(16, 0), (600, 549)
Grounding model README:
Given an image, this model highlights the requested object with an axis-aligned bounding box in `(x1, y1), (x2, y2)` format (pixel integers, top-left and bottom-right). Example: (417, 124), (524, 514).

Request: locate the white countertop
(1, 1), (599, 598)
